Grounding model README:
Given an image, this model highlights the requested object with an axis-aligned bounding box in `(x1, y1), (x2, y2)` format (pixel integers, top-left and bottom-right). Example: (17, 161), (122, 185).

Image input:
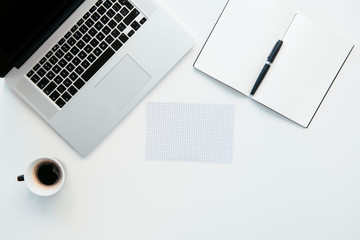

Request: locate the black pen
(250, 40), (283, 96)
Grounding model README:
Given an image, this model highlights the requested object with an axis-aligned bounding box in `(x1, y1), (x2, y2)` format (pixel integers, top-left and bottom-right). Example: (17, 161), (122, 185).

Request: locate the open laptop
(0, 0), (193, 156)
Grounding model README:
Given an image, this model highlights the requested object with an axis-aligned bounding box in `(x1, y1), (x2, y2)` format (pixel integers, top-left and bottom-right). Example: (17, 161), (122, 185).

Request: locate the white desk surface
(1, 0), (360, 239)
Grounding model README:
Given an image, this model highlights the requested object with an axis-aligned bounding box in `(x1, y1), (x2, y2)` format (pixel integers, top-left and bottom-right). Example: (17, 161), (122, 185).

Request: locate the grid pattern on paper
(146, 102), (235, 164)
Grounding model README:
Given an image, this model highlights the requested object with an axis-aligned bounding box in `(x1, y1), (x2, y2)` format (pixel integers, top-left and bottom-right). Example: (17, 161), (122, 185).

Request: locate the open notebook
(194, 0), (354, 127)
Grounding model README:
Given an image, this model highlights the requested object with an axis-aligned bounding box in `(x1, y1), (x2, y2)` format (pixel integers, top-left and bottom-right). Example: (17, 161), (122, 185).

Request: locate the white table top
(1, 0), (360, 239)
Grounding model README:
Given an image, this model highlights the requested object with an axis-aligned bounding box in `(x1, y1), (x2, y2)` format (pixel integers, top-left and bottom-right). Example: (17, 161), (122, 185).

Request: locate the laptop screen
(0, 0), (84, 77)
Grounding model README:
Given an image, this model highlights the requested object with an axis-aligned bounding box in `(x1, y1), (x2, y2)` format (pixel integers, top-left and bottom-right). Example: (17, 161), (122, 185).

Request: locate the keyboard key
(40, 57), (47, 64)
(79, 25), (89, 34)
(62, 92), (72, 102)
(55, 50), (64, 59)
(31, 74), (40, 83)
(104, 0), (112, 9)
(96, 0), (103, 7)
(87, 53), (96, 62)
(111, 39), (122, 51)
(65, 31), (72, 39)
(140, 17), (147, 25)
(52, 44), (59, 52)
(79, 51), (87, 60)
(66, 63), (75, 72)
(105, 35), (115, 44)
(49, 56), (58, 65)
(111, 29), (120, 38)
(53, 65), (61, 74)
(77, 18), (85, 26)
(131, 21), (140, 31)
(54, 75), (63, 84)
(68, 86), (78, 96)
(106, 9), (115, 18)
(58, 38), (66, 45)
(114, 13), (123, 22)
(113, 3), (121, 11)
(37, 68), (46, 77)
(46, 50), (53, 58)
(64, 52), (74, 61)
(72, 57), (81, 66)
(82, 47), (115, 82)
(100, 15), (110, 24)
(75, 66), (84, 75)
(69, 72), (79, 81)
(27, 70), (34, 78)
(70, 46), (80, 55)
(119, 33), (129, 43)
(59, 59), (67, 68)
(44, 82), (57, 95)
(108, 19), (117, 29)
(37, 77), (50, 89)
(81, 60), (90, 69)
(76, 40), (86, 49)
(95, 22), (104, 31)
(99, 41), (108, 50)
(89, 27), (98, 37)
(43, 62), (52, 71)
(128, 30), (134, 37)
(61, 43), (70, 52)
(83, 12), (91, 20)
(90, 39), (99, 47)
(85, 18), (95, 28)
(50, 91), (60, 101)
(96, 32), (105, 41)
(97, 6), (106, 15)
(93, 47), (102, 56)
(57, 84), (66, 93)
(83, 33), (92, 43)
(120, 7), (129, 17)
(123, 0), (134, 10)
(55, 98), (66, 108)
(71, 25), (78, 33)
(91, 12), (101, 21)
(74, 79), (85, 89)
(124, 9), (139, 25)
(60, 69), (69, 78)
(102, 26), (111, 35)
(46, 71), (55, 80)
(73, 31), (83, 40)
(89, 6), (97, 13)
(117, 22), (126, 31)
(84, 45), (94, 54)
(33, 64), (41, 71)
(64, 78), (72, 87)
(67, 37), (77, 46)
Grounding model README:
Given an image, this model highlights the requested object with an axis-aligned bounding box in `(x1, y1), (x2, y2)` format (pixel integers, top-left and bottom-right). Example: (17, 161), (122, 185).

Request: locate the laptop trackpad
(95, 55), (151, 111)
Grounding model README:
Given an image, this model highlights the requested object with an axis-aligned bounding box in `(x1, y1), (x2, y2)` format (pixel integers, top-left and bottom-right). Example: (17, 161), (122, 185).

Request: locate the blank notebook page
(252, 14), (353, 127)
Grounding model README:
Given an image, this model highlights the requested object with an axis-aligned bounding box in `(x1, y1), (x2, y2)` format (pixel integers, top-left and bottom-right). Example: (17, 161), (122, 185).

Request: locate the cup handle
(17, 175), (24, 182)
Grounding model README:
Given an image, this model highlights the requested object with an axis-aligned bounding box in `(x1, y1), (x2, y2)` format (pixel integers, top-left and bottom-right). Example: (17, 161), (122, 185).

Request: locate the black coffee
(36, 162), (60, 186)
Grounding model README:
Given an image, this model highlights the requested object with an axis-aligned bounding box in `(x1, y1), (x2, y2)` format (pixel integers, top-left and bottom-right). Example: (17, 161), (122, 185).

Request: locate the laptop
(0, 0), (193, 156)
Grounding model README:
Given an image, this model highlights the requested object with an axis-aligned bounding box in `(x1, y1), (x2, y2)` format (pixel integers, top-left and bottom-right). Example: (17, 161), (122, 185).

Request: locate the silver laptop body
(4, 0), (193, 156)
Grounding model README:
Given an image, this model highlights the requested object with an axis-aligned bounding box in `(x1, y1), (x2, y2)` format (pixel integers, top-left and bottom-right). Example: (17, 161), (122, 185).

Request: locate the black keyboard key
(76, 40), (86, 49)
(72, 57), (81, 66)
(73, 31), (83, 40)
(66, 63), (75, 72)
(131, 21), (140, 31)
(96, 32), (105, 41)
(68, 86), (78, 96)
(43, 62), (52, 71)
(70, 46), (80, 55)
(90, 39), (99, 47)
(60, 69), (69, 78)
(74, 79), (85, 89)
(64, 78), (72, 87)
(83, 33), (91, 43)
(128, 30), (135, 37)
(102, 26), (111, 35)
(90, 6), (97, 13)
(31, 74), (40, 83)
(55, 98), (65, 108)
(108, 19), (117, 29)
(67, 37), (77, 46)
(117, 22), (126, 31)
(124, 9), (139, 25)
(83, 12), (91, 20)
(120, 7), (129, 17)
(55, 50), (64, 59)
(79, 51), (87, 60)
(93, 47), (102, 56)
(82, 47), (115, 82)
(46, 50), (53, 58)
(114, 13), (123, 22)
(71, 25), (78, 33)
(59, 59), (67, 68)
(27, 70), (35, 78)
(69, 72), (78, 81)
(123, 0), (133, 10)
(111, 29), (120, 38)
(99, 41), (108, 50)
(53, 65), (61, 74)
(40, 57), (47, 64)
(57, 84), (66, 93)
(100, 15), (110, 24)
(106, 9), (115, 18)
(89, 27), (98, 37)
(91, 12), (101, 21)
(75, 66), (84, 75)
(111, 39), (122, 51)
(113, 3), (121, 11)
(37, 68), (46, 77)
(33, 64), (41, 71)
(79, 25), (89, 34)
(77, 18), (84, 26)
(58, 38), (66, 45)
(37, 77), (50, 89)
(119, 33), (129, 43)
(50, 90), (60, 101)
(95, 22), (104, 31)
(52, 45), (60, 52)
(97, 6), (106, 15)
(85, 18), (95, 28)
(96, 0), (103, 7)
(105, 35), (115, 44)
(61, 43), (70, 52)
(62, 92), (72, 102)
(46, 71), (55, 80)
(87, 53), (96, 62)
(84, 45), (94, 54)
(81, 60), (90, 69)
(64, 52), (74, 61)
(49, 56), (58, 65)
(104, 0), (112, 9)
(44, 82), (56, 95)
(65, 31), (72, 39)
(54, 76), (63, 84)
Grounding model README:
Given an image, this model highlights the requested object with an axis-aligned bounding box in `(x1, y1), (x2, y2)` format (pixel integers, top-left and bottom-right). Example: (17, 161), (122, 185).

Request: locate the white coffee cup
(17, 157), (65, 196)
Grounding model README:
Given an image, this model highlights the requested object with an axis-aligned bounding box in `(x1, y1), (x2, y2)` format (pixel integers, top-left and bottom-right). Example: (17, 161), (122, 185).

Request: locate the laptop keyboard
(26, 0), (147, 108)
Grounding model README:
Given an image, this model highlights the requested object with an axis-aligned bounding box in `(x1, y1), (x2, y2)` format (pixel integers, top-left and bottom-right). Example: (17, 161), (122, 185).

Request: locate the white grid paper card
(146, 102), (235, 163)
